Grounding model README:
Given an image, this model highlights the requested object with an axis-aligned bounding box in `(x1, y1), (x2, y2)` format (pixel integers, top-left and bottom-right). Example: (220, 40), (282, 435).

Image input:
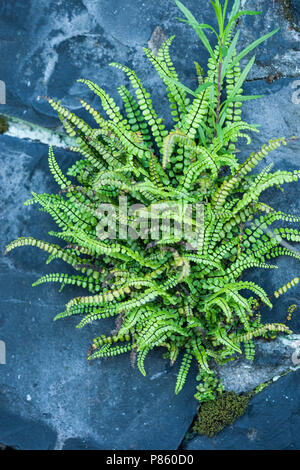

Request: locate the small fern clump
(5, 0), (300, 403)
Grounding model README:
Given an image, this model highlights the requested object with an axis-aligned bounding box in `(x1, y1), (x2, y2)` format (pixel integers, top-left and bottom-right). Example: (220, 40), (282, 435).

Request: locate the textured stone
(1, 1), (299, 129)
(239, 0), (300, 79)
(183, 369), (300, 450)
(0, 0), (216, 127)
(218, 335), (300, 394)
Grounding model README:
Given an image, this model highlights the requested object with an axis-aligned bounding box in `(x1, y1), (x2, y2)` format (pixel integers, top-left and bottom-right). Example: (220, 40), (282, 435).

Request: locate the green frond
(118, 85), (152, 144)
(79, 98), (106, 127)
(107, 119), (151, 161)
(137, 318), (188, 350)
(213, 328), (242, 354)
(162, 130), (196, 168)
(5, 237), (82, 269)
(179, 81), (212, 139)
(144, 36), (189, 120)
(175, 351), (193, 394)
(88, 342), (134, 360)
(46, 97), (93, 136)
(110, 62), (168, 147)
(78, 78), (127, 125)
(32, 273), (99, 293)
(191, 338), (212, 373)
(48, 146), (72, 189)
(137, 347), (151, 376)
(92, 332), (132, 350)
(211, 138), (287, 210)
(274, 277), (300, 298)
(234, 323), (292, 343)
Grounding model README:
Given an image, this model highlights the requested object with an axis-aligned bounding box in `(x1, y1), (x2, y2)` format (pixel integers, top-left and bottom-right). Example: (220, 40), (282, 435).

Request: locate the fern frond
(175, 350), (193, 394)
(110, 62), (168, 147)
(274, 277), (300, 298)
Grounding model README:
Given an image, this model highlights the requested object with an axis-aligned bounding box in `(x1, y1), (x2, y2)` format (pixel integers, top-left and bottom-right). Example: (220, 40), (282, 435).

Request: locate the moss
(279, 0), (299, 32)
(192, 391), (252, 438)
(0, 116), (8, 134)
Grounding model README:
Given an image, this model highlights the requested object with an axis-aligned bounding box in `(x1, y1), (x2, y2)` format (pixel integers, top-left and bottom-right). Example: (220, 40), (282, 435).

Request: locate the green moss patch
(193, 391), (252, 438)
(0, 116), (8, 134)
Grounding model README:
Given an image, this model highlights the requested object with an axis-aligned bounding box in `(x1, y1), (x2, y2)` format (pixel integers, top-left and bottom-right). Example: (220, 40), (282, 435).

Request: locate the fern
(5, 1), (299, 405)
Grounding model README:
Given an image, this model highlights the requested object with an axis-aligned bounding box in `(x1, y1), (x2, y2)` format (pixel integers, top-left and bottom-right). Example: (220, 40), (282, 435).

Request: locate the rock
(218, 335), (300, 394)
(148, 26), (167, 56)
(238, 0), (300, 79)
(0, 0), (216, 126)
(0, 116), (8, 134)
(282, 0), (300, 31)
(183, 369), (300, 450)
(0, 1), (299, 127)
(0, 402), (57, 451)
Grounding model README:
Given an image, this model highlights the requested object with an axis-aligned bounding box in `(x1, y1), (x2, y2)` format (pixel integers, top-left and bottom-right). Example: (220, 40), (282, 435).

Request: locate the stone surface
(0, 1), (299, 130)
(183, 369), (300, 450)
(239, 0), (300, 79)
(218, 335), (300, 394)
(0, 0), (216, 127)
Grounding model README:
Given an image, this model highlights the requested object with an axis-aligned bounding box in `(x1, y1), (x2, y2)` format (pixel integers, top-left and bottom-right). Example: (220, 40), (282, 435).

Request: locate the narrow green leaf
(231, 28), (279, 69)
(221, 47), (228, 58)
(221, 30), (240, 79)
(160, 72), (213, 98)
(174, 0), (215, 59)
(194, 81), (214, 95)
(220, 55), (256, 126)
(228, 55), (256, 99)
(225, 94), (264, 102)
(222, 0), (229, 23)
(177, 19), (219, 39)
(228, 0), (241, 21)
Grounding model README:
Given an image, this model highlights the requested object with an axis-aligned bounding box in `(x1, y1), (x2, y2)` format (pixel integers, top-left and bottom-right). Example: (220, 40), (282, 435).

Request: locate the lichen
(192, 391), (252, 438)
(279, 0), (299, 32)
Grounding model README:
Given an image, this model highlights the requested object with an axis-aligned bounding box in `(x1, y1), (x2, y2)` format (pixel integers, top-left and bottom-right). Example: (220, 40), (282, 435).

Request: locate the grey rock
(291, 0), (300, 25)
(218, 335), (300, 394)
(183, 369), (300, 450)
(0, 401), (57, 451)
(148, 26), (167, 56)
(61, 437), (101, 450)
(2, 113), (75, 149)
(0, 0), (216, 126)
(238, 0), (300, 79)
(0, 0), (299, 128)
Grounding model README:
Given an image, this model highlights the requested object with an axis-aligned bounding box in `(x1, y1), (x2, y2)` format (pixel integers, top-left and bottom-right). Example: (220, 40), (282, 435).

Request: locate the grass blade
(174, 0), (215, 60)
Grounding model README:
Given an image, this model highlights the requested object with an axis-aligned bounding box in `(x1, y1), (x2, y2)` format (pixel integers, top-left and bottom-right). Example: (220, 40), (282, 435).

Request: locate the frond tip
(274, 277), (300, 298)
